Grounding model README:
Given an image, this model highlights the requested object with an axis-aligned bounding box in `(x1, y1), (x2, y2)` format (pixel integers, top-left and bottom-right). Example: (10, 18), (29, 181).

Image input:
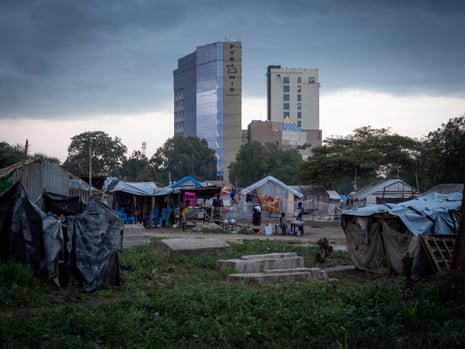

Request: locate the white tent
(239, 176), (303, 217)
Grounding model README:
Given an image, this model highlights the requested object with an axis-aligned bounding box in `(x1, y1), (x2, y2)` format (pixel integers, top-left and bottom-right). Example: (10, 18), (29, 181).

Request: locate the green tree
(420, 115), (465, 189)
(0, 142), (27, 168)
(150, 135), (216, 185)
(120, 150), (153, 181)
(62, 131), (127, 176)
(298, 126), (421, 193)
(228, 142), (304, 187)
(0, 142), (60, 168)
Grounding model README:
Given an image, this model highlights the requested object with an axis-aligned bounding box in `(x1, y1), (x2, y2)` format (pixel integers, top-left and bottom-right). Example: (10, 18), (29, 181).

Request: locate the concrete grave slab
(156, 238), (230, 257)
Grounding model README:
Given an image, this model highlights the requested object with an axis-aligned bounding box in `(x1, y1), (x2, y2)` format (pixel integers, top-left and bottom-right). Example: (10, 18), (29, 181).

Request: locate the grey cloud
(0, 0), (464, 120)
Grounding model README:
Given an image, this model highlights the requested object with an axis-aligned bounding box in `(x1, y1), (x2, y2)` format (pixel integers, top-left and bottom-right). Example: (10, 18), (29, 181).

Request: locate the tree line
(1, 115), (464, 191)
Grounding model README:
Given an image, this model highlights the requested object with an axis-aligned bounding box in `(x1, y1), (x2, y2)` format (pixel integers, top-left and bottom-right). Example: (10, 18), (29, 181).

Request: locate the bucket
(265, 224), (273, 235)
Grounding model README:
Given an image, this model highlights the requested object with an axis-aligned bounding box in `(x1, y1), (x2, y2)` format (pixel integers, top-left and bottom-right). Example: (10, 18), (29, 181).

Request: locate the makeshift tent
(341, 192), (462, 279)
(343, 179), (417, 209)
(104, 178), (159, 224)
(0, 182), (123, 291)
(289, 185), (342, 220)
(0, 182), (63, 286)
(169, 176), (222, 221)
(43, 191), (85, 216)
(65, 198), (123, 291)
(422, 183), (463, 195)
(240, 176), (303, 217)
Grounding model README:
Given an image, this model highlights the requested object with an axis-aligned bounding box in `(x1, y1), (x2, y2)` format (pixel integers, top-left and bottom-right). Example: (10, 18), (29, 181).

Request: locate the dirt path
(144, 221), (347, 247)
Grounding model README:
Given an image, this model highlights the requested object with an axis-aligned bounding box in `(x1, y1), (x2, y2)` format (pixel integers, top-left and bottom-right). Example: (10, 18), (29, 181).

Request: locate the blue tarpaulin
(342, 192), (462, 236)
(341, 191), (462, 278)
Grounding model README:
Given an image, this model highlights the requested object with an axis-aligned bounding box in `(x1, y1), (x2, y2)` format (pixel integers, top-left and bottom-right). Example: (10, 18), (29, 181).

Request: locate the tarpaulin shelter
(289, 185), (342, 221)
(240, 176), (303, 218)
(0, 182), (123, 291)
(168, 176), (222, 221)
(0, 182), (63, 286)
(341, 192), (462, 279)
(104, 178), (159, 223)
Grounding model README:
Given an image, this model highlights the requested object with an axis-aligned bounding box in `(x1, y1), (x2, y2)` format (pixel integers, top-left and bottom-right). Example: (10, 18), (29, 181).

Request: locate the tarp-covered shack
(341, 192), (462, 279)
(0, 182), (123, 291)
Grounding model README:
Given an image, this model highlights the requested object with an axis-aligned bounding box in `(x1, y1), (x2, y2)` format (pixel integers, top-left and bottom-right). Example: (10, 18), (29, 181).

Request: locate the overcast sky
(1, 0), (464, 161)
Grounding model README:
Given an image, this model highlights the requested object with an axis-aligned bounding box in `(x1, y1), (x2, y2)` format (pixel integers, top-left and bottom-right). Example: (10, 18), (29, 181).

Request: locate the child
(279, 212), (288, 235)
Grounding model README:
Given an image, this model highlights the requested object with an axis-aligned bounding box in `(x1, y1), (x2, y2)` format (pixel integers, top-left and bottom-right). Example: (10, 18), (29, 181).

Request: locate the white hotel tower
(267, 65), (320, 130)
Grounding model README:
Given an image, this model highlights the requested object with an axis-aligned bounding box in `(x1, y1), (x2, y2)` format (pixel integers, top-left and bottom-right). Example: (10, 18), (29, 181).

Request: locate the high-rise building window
(283, 85), (289, 92)
(308, 77), (315, 84)
(297, 85), (301, 93)
(297, 77), (301, 83)
(297, 112), (302, 119)
(297, 94), (301, 101)
(297, 120), (302, 127)
(284, 111), (290, 118)
(283, 77), (289, 84)
(283, 103), (289, 110)
(283, 94), (290, 101)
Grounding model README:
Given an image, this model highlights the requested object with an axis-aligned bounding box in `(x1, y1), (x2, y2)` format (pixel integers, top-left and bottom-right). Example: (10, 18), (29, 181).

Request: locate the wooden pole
(451, 178), (465, 271)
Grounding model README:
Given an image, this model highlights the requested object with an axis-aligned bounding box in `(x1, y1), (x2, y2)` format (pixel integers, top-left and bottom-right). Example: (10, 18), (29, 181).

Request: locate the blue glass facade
(174, 42), (225, 179)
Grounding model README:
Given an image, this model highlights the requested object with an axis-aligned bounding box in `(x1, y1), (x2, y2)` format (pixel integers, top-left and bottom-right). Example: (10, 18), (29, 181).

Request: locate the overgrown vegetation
(1, 240), (465, 348)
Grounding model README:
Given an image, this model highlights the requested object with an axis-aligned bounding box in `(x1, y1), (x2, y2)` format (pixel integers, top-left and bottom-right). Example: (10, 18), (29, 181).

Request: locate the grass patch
(1, 240), (464, 348)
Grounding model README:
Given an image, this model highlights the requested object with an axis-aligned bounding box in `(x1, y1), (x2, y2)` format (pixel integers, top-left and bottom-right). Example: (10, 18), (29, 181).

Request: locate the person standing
(279, 212), (288, 235)
(212, 194), (223, 220)
(293, 202), (304, 235)
(252, 205), (262, 226)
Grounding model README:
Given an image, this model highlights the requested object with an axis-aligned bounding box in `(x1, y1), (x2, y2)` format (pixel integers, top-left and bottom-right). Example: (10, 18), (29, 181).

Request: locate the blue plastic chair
(152, 208), (159, 227)
(144, 208), (159, 227)
(121, 212), (128, 224)
(160, 207), (173, 228)
(127, 215), (136, 224)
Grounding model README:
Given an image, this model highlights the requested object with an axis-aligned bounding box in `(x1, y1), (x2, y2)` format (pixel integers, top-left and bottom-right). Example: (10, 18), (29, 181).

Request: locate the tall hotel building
(266, 65), (321, 148)
(173, 41), (242, 182)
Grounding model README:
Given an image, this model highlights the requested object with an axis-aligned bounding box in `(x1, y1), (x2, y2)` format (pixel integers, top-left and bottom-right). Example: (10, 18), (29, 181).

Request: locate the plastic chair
(152, 208), (159, 228)
(160, 207), (173, 227)
(127, 215), (136, 224)
(121, 212), (128, 224)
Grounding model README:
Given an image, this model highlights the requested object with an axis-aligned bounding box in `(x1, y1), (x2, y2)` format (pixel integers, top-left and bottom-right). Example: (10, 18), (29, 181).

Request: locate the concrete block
(216, 255), (304, 273)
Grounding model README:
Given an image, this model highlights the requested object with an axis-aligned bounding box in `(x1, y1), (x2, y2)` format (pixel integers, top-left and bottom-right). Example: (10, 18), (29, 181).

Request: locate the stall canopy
(341, 192), (462, 279)
(105, 178), (158, 196)
(169, 176), (203, 189)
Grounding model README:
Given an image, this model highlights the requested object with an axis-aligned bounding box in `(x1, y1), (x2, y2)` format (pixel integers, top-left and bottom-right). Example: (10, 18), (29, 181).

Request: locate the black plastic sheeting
(0, 182), (62, 287)
(43, 191), (85, 216)
(65, 198), (123, 292)
(0, 182), (124, 292)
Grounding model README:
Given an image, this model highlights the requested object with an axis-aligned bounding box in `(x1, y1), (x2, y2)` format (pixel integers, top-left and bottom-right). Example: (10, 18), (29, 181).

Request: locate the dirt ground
(145, 219), (348, 248)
